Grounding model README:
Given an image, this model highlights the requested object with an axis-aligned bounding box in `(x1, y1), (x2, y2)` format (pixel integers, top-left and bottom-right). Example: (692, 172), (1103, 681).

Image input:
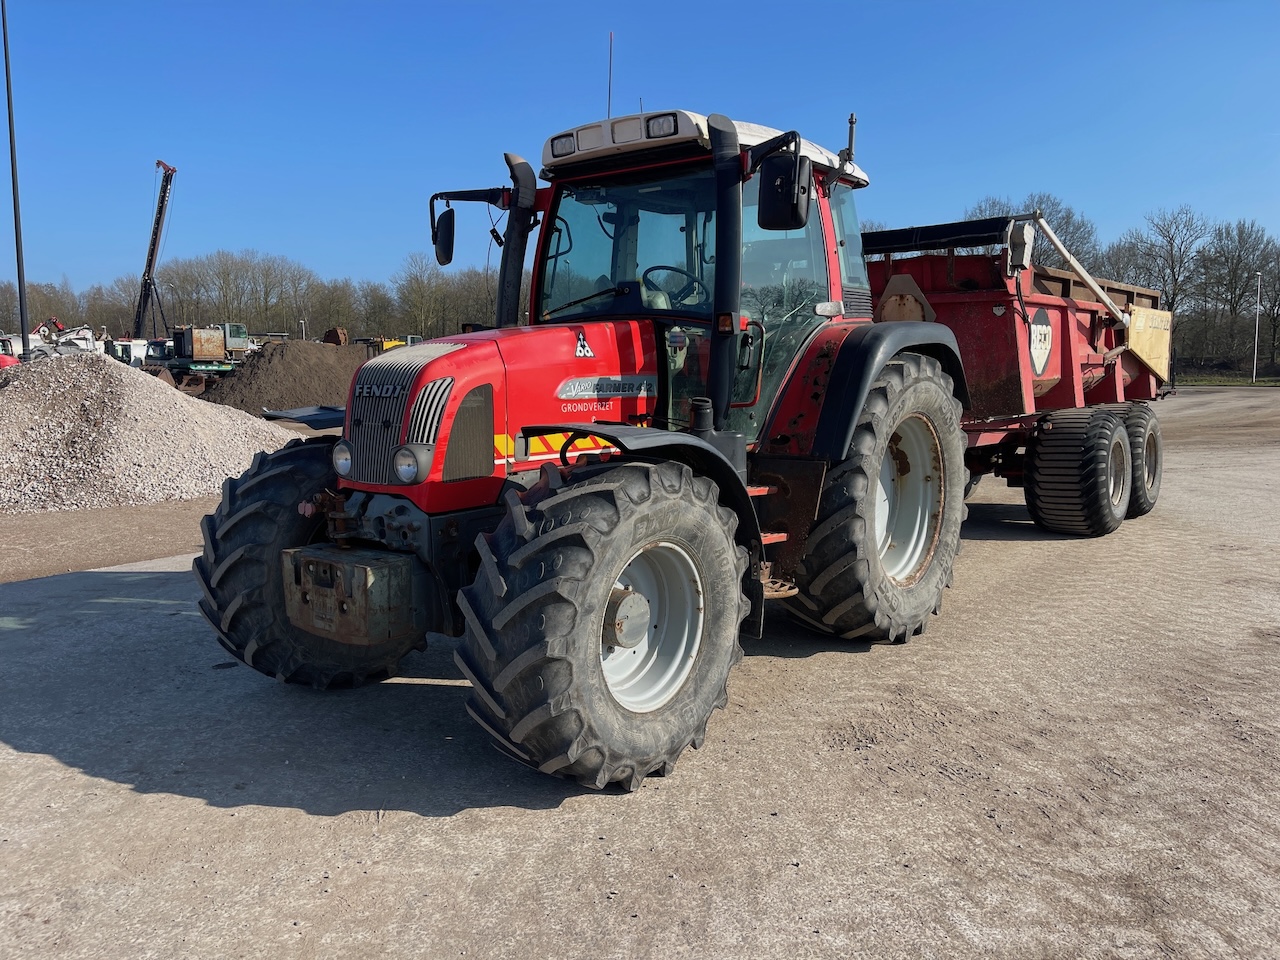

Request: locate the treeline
(0, 250), (510, 343)
(1, 193), (1277, 373)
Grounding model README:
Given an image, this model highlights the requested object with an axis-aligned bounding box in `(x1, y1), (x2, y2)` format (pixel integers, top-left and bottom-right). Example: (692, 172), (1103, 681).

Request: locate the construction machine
(132, 160), (176, 342)
(196, 110), (1170, 791)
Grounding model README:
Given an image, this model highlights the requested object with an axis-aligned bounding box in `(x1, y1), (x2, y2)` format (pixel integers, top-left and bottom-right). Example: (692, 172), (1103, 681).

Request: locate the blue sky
(1, 0), (1277, 291)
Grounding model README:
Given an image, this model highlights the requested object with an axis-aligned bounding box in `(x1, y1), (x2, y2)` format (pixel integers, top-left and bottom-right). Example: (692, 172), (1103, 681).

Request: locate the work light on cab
(645, 113), (677, 138)
(550, 134), (576, 158)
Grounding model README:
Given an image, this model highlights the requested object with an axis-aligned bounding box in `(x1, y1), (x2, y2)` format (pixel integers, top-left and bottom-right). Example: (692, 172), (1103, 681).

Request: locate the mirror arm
(745, 130), (802, 178)
(429, 188), (509, 242)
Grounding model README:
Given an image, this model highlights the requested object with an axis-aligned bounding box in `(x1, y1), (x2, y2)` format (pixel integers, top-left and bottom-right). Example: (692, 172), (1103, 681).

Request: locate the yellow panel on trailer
(1127, 306), (1172, 382)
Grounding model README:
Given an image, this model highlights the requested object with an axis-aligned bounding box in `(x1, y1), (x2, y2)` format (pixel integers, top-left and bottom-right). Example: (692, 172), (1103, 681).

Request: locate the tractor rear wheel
(1024, 407), (1132, 536)
(454, 461), (749, 790)
(783, 353), (966, 642)
(193, 437), (423, 687)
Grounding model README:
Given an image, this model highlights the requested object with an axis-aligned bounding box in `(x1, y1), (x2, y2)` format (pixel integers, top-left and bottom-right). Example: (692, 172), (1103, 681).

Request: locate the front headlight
(391, 444), (434, 484)
(393, 447), (418, 484)
(332, 440), (353, 477)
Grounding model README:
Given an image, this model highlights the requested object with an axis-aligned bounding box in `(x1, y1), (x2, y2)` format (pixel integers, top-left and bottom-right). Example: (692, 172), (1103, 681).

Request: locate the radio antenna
(607, 32), (613, 118)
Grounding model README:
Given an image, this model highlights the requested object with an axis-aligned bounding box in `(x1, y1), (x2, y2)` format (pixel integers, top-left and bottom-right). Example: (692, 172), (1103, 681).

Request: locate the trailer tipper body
(196, 110), (1171, 789)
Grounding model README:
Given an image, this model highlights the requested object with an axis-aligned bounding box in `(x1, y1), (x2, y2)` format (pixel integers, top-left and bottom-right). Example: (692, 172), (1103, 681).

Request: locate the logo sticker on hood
(557, 375), (655, 400)
(575, 332), (595, 358)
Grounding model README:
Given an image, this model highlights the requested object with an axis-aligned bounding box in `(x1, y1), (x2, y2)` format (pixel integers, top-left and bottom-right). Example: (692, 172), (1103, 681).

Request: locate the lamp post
(2, 0), (30, 362)
(1255, 271), (1263, 384)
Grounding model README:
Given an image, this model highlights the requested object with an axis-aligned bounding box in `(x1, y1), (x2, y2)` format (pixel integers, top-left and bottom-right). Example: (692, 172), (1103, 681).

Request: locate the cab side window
(828, 182), (871, 315)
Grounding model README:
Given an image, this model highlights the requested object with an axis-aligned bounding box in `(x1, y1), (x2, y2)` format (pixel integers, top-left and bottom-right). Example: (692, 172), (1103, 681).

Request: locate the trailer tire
(193, 438), (422, 688)
(1024, 408), (1131, 536)
(454, 462), (749, 791)
(783, 353), (966, 642)
(1120, 403), (1162, 517)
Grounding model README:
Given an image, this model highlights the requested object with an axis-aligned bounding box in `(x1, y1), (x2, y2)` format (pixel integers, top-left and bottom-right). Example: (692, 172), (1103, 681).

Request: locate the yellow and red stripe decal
(493, 432), (614, 464)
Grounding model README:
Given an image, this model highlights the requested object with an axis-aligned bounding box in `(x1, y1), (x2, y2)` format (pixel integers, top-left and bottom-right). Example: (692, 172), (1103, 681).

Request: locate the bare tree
(393, 252), (447, 339)
(1134, 206), (1210, 317)
(963, 193), (1101, 272)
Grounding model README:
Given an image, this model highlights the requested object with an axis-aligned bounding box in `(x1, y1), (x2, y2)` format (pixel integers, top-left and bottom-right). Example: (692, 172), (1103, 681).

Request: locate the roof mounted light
(550, 134), (576, 158)
(645, 113), (678, 139)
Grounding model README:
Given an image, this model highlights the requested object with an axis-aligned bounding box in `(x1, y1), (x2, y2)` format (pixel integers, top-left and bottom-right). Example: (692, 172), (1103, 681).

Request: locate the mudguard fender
(522, 422), (765, 638)
(810, 322), (970, 462)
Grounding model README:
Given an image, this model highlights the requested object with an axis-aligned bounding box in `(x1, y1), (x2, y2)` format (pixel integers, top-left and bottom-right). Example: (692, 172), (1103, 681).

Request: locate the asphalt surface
(2, 388), (1278, 959)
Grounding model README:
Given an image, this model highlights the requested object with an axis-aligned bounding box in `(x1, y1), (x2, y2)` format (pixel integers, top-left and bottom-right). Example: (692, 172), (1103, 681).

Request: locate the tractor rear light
(332, 440), (353, 478)
(716, 313), (734, 334)
(392, 444), (435, 484)
(645, 113), (678, 139)
(550, 134), (577, 158)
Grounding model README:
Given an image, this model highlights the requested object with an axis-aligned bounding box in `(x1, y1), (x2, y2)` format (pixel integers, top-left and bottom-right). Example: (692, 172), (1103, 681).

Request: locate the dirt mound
(202, 341), (369, 416)
(0, 352), (297, 513)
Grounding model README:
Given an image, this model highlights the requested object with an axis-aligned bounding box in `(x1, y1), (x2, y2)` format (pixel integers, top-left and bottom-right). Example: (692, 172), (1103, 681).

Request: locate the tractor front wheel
(454, 462), (749, 790)
(193, 438), (423, 687)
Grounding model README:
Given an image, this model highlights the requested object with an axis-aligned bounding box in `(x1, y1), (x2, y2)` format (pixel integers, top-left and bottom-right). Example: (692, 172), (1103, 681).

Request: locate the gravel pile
(202, 340), (370, 416)
(0, 353), (298, 513)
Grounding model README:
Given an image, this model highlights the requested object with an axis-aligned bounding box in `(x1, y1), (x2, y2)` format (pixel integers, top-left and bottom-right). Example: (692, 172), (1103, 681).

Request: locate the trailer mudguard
(522, 422), (765, 638)
(810, 322), (971, 463)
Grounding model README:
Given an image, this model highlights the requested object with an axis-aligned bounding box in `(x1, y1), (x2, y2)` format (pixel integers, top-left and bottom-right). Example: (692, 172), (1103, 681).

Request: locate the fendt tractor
(195, 110), (1171, 790)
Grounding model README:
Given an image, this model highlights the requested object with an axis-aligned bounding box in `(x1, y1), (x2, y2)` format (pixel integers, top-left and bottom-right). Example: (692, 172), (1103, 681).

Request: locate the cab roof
(541, 109), (869, 187)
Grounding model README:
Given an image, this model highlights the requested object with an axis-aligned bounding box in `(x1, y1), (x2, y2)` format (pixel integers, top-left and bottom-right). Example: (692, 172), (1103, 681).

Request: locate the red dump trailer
(196, 110), (1172, 790)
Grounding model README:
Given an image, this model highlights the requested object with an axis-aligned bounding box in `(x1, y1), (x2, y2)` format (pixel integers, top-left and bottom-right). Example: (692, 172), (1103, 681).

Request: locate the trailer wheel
(1024, 408), (1132, 536)
(193, 438), (422, 688)
(1120, 403), (1162, 517)
(454, 462), (749, 791)
(783, 353), (966, 642)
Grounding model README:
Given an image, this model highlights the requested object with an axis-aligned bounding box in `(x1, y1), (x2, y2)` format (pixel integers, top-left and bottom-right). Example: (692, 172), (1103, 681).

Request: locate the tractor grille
(348, 342), (463, 485)
(406, 377), (453, 444)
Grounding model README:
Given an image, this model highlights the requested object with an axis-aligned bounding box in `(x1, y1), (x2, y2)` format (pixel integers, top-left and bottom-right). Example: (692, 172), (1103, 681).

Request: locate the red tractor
(196, 110), (1170, 790)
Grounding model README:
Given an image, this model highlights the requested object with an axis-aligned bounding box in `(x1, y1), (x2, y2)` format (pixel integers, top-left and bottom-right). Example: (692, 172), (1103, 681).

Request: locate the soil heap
(201, 341), (370, 416)
(0, 352), (297, 513)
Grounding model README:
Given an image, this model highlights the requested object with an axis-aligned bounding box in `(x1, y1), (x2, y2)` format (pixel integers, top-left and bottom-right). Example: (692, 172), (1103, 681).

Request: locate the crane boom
(132, 160), (177, 339)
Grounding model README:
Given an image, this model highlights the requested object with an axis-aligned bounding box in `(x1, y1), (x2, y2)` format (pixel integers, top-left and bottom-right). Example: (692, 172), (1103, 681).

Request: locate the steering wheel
(641, 265), (710, 305)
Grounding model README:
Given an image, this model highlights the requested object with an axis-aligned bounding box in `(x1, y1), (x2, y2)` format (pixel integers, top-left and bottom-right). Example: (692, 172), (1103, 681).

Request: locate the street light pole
(2, 0), (30, 362)
(1255, 271), (1262, 384)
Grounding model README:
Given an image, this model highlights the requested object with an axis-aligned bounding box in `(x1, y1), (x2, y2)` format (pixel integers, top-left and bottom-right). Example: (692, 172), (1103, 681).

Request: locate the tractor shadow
(961, 500), (1074, 542)
(0, 570), (584, 818)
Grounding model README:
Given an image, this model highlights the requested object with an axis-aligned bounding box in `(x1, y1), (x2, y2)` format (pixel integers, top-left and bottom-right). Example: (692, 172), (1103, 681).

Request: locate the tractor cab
(433, 110), (872, 442)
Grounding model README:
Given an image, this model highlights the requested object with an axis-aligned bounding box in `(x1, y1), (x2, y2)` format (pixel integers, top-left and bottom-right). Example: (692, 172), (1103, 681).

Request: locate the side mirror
(757, 154), (811, 231)
(433, 207), (455, 266)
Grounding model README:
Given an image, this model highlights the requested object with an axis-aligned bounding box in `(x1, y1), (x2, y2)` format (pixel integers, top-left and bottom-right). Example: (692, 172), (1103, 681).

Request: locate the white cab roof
(541, 109), (869, 187)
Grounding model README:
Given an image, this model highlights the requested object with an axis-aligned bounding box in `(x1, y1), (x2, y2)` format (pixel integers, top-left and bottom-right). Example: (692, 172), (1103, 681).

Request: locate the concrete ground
(2, 388), (1278, 959)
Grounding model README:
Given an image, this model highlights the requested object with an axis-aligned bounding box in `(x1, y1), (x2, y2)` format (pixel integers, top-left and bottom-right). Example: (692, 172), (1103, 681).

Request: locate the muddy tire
(783, 353), (966, 642)
(193, 438), (423, 688)
(1024, 407), (1131, 536)
(454, 461), (749, 791)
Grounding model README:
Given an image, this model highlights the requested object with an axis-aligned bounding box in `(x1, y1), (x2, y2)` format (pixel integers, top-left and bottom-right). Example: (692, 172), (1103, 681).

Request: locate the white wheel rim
(874, 415), (943, 583)
(601, 541), (704, 713)
(1109, 436), (1128, 506)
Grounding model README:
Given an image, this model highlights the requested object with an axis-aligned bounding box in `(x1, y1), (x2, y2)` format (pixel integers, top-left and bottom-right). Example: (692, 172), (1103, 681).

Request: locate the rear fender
(522, 422), (765, 638)
(810, 322), (970, 462)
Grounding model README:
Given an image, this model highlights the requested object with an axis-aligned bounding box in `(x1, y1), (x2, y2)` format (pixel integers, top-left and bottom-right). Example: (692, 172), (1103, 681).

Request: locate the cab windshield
(538, 165), (716, 323)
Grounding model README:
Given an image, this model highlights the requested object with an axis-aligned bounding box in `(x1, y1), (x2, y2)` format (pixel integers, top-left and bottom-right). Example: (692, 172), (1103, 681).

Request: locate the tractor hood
(332, 321), (659, 511)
